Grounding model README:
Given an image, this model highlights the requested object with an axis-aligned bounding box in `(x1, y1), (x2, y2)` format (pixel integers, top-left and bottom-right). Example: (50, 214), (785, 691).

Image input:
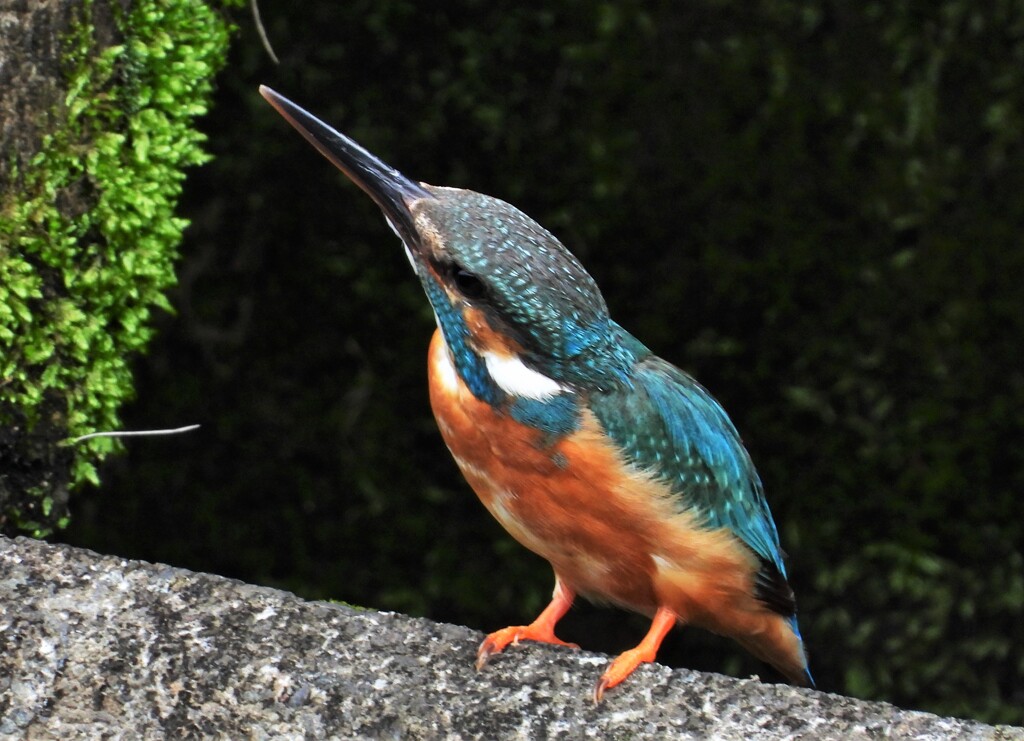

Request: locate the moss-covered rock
(0, 0), (238, 536)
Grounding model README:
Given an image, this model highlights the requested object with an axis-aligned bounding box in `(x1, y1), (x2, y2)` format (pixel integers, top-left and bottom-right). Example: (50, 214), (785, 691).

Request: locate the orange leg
(594, 606), (678, 703)
(476, 580), (579, 670)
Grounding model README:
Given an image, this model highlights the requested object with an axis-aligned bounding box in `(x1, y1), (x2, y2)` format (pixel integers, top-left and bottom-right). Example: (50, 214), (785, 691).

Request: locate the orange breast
(426, 329), (767, 629)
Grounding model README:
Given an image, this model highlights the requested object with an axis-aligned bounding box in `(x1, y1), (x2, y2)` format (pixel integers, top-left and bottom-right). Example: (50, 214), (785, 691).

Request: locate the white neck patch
(482, 351), (566, 400)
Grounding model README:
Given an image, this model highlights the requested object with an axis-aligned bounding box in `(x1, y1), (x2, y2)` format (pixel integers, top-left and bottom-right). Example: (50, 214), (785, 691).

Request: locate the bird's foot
(476, 623), (579, 670)
(592, 606), (678, 703)
(593, 644), (658, 703)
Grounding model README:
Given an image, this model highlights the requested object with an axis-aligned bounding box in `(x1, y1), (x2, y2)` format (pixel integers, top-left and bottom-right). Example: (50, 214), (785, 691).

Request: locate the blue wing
(588, 332), (788, 580)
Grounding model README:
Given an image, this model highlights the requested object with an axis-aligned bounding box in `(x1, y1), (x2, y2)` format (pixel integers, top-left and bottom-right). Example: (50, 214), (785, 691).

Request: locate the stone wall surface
(1, 535), (1021, 740)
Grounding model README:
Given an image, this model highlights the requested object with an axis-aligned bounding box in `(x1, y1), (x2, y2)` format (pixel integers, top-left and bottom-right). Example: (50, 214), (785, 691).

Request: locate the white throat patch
(482, 351), (566, 401)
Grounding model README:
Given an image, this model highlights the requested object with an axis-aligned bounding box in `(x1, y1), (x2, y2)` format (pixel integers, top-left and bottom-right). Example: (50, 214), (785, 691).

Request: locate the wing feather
(588, 337), (789, 583)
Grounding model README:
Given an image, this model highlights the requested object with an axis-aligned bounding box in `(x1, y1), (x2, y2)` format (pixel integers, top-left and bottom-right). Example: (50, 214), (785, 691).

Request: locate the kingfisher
(260, 86), (813, 701)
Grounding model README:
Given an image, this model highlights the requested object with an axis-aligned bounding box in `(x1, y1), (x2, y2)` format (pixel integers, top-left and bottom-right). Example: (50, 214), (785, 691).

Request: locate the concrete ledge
(0, 536), (1019, 740)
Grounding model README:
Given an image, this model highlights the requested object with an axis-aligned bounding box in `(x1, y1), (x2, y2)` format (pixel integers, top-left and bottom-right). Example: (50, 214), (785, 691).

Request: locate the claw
(476, 625), (521, 670)
(593, 676), (610, 704)
(476, 642), (493, 671)
(476, 629), (517, 670)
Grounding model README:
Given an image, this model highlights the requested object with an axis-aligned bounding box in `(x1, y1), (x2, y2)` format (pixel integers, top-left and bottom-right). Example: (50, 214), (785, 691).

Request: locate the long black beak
(259, 85), (432, 246)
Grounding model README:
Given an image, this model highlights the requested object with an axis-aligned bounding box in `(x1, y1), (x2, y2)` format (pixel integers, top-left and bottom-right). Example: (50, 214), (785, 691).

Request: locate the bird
(259, 85), (813, 701)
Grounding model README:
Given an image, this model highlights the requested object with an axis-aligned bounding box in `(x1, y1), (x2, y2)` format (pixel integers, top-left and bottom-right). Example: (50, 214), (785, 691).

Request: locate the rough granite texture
(0, 536), (1020, 740)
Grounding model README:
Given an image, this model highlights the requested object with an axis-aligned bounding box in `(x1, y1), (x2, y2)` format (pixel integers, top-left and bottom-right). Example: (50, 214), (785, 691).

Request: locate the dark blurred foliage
(57, 0), (1024, 724)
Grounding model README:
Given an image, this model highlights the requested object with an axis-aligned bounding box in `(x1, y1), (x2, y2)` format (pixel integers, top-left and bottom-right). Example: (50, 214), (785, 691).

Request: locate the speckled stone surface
(0, 536), (1020, 740)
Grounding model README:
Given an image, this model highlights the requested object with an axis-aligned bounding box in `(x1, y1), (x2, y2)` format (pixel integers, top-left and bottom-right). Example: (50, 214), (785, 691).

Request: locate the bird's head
(260, 87), (638, 408)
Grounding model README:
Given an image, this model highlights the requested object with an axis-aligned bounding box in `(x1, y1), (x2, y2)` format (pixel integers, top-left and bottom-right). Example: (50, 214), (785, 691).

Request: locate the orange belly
(426, 329), (775, 629)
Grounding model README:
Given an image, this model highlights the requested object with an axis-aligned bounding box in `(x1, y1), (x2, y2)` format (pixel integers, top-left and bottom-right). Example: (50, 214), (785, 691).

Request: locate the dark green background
(58, 1), (1024, 723)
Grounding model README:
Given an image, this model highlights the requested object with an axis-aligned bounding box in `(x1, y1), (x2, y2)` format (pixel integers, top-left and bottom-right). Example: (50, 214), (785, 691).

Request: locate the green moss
(0, 0), (240, 534)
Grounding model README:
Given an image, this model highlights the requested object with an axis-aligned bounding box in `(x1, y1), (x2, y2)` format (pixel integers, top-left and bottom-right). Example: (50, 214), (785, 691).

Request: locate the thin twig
(251, 0), (280, 65)
(67, 425), (201, 445)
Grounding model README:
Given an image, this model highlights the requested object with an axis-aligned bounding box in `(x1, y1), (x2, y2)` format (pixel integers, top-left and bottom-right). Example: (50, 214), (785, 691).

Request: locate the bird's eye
(453, 267), (487, 300)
